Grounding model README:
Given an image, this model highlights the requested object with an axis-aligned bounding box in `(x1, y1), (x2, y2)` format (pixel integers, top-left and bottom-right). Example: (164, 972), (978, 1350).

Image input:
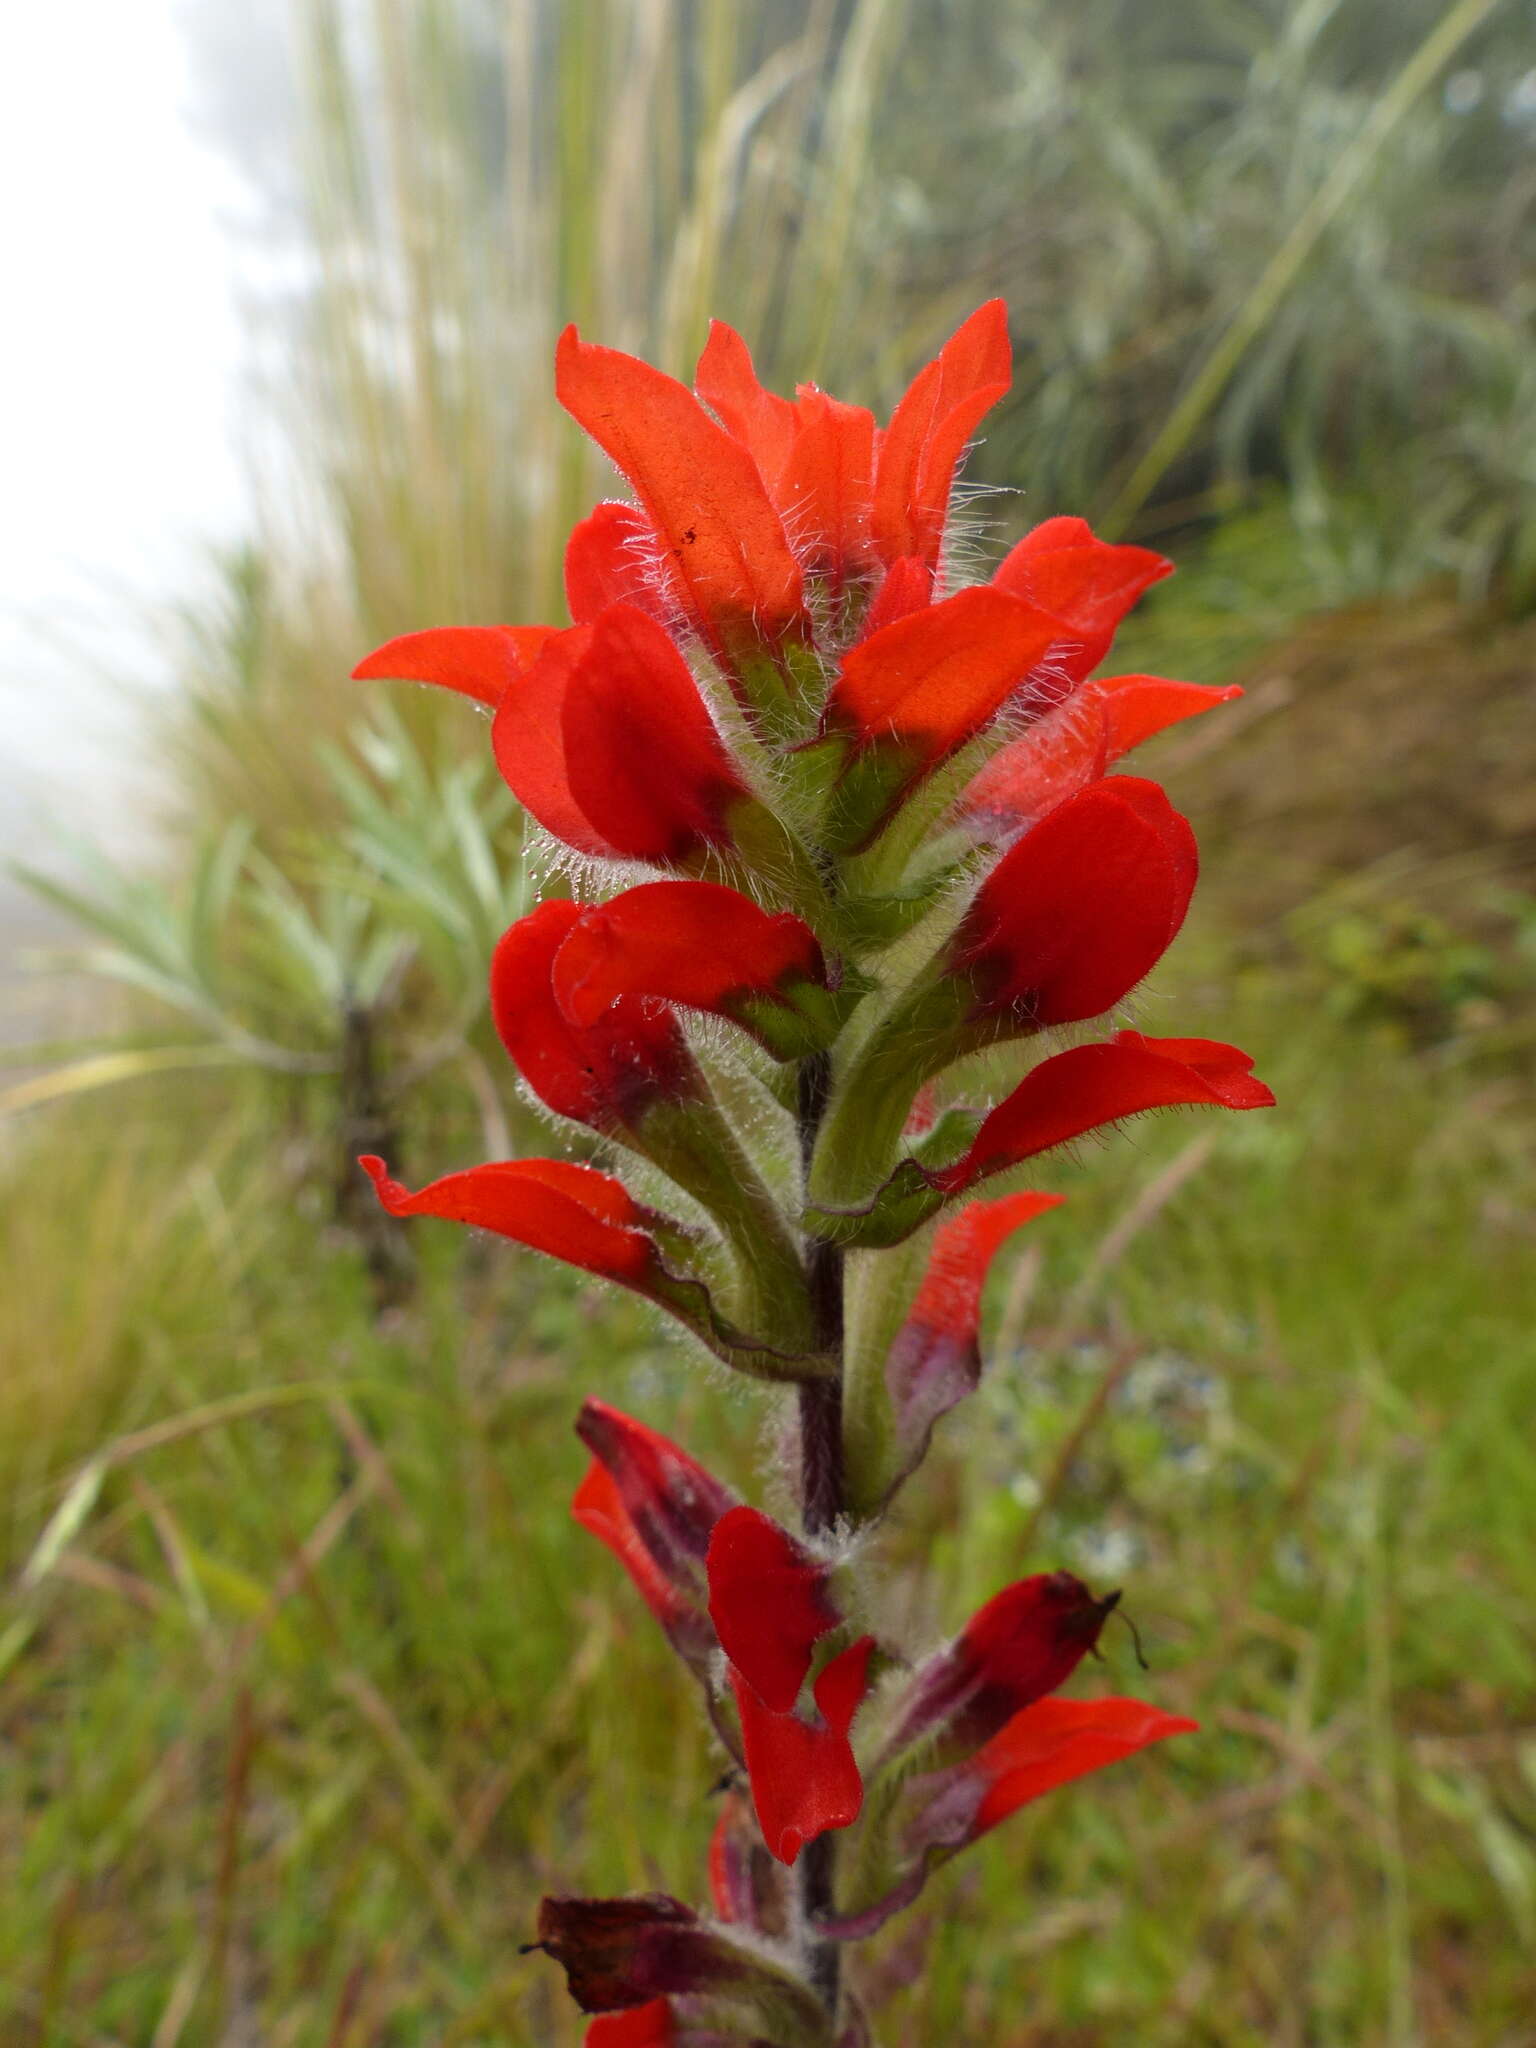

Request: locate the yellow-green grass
(2, 952), (1531, 2045)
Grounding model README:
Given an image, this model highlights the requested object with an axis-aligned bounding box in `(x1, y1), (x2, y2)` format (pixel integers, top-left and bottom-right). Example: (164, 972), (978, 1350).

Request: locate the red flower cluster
(355, 304), (1271, 2042)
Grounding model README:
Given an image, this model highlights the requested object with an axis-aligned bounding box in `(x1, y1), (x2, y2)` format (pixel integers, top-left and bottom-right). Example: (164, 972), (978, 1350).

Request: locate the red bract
(885, 1191), (1064, 1471)
(732, 1635), (877, 1865)
(574, 1399), (735, 1672)
(871, 299), (1012, 571)
(551, 882), (838, 1059)
(351, 622), (556, 709)
(557, 326), (806, 657)
(359, 1154), (658, 1288)
(492, 900), (696, 1134)
(960, 673), (1242, 835)
(992, 516), (1171, 700)
(492, 604), (750, 864)
(707, 1506), (839, 1714)
(885, 1572), (1120, 1762)
(565, 503), (663, 625)
(949, 1694), (1198, 1842)
(953, 776), (1198, 1028)
(585, 2001), (674, 2047)
(936, 1031), (1276, 1194)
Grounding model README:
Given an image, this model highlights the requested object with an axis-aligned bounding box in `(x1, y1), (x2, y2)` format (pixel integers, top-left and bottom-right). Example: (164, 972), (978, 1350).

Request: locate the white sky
(0, 0), (251, 858)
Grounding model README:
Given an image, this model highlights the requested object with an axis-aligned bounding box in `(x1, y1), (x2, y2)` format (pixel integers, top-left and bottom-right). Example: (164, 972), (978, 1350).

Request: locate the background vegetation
(3, 1), (1533, 2041)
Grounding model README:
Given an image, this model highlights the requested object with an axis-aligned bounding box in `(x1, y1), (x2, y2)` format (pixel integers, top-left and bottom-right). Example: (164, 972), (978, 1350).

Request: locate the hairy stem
(796, 1051), (845, 2020)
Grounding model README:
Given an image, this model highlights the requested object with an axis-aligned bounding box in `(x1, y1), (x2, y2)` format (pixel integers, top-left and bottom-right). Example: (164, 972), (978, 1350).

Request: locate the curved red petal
(993, 518), (1171, 688)
(780, 387), (876, 583)
(491, 901), (695, 1132)
(586, 2001), (675, 2047)
(359, 1153), (655, 1283)
(565, 503), (663, 625)
(552, 882), (827, 1033)
(957, 776), (1198, 1026)
(872, 299), (1012, 568)
(695, 320), (798, 488)
(576, 1397), (735, 1579)
(828, 584), (1063, 760)
(857, 555), (934, 641)
(731, 1635), (875, 1865)
(707, 1506), (838, 1714)
(574, 1462), (700, 1644)
(558, 325), (805, 650)
(936, 1032), (1274, 1192)
(1099, 673), (1242, 753)
(490, 624), (611, 854)
(970, 1695), (1198, 1836)
(351, 624), (555, 708)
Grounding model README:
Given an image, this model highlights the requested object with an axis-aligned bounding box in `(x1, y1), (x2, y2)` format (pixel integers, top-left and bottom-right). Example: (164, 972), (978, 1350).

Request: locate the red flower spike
(557, 325), (806, 654)
(885, 1191), (1064, 1469)
(694, 320), (798, 489)
(493, 606), (750, 865)
(360, 1154), (657, 1287)
(992, 516), (1172, 694)
(552, 882), (833, 1056)
(573, 1399), (735, 1669)
(707, 1506), (839, 1714)
(565, 503), (663, 625)
(954, 776), (1198, 1027)
(885, 1572), (1120, 1762)
(935, 1031), (1275, 1194)
(351, 623), (556, 709)
(872, 299), (1012, 570)
(960, 674), (1243, 835)
(586, 2002), (674, 2048)
(732, 1635), (876, 1865)
(491, 901), (696, 1134)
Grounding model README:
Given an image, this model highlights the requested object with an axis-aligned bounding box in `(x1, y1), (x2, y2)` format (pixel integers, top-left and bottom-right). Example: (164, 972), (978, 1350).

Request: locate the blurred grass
(6, 0), (1536, 2042)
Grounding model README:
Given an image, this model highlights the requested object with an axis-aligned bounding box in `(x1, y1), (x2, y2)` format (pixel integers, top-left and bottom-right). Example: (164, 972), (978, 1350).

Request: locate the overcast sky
(1, 0), (254, 856)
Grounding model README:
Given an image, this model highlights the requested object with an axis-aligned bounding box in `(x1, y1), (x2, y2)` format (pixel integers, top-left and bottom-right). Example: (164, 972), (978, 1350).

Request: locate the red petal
(707, 1506), (838, 1714)
(780, 387), (876, 583)
(960, 675), (1241, 833)
(694, 321), (798, 488)
(558, 325), (805, 650)
(494, 608), (748, 864)
(359, 1153), (656, 1284)
(586, 2001), (675, 2047)
(574, 1462), (700, 1646)
(936, 1032), (1275, 1192)
(970, 1695), (1198, 1837)
(732, 1636), (876, 1865)
(828, 584), (1064, 760)
(565, 503), (663, 625)
(351, 624), (556, 708)
(491, 901), (694, 1132)
(993, 517), (1171, 689)
(552, 882), (827, 1033)
(857, 555), (934, 640)
(873, 300), (1012, 568)
(957, 776), (1198, 1025)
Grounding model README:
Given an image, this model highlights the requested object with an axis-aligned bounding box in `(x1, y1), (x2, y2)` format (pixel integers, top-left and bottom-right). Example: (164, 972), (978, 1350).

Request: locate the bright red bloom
(360, 1154), (660, 1289)
(565, 502), (663, 625)
(551, 882), (841, 1060)
(935, 1031), (1276, 1194)
(351, 623), (556, 709)
(492, 900), (696, 1134)
(960, 673), (1242, 835)
(731, 1635), (877, 1865)
(885, 1191), (1064, 1469)
(906, 1695), (1198, 1853)
(884, 1572), (1120, 1763)
(952, 776), (1198, 1028)
(706, 1505), (838, 1714)
(991, 515), (1171, 702)
(557, 326), (806, 656)
(573, 1399), (735, 1672)
(871, 299), (1012, 571)
(492, 605), (750, 864)
(585, 2001), (674, 2047)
